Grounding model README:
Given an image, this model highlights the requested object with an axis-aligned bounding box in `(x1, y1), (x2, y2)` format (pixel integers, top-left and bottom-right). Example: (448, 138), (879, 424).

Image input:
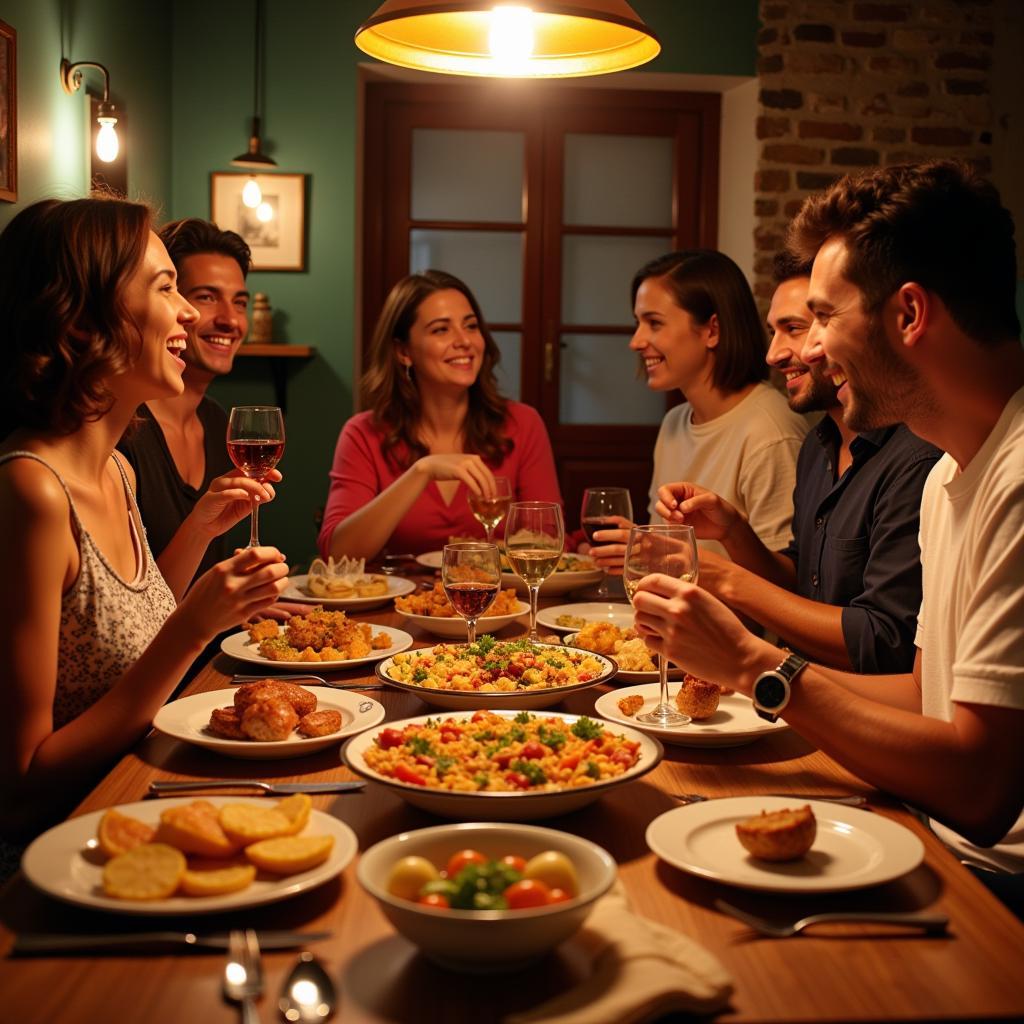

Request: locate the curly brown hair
(630, 250), (769, 393)
(788, 160), (1020, 346)
(360, 270), (511, 470)
(0, 196), (153, 440)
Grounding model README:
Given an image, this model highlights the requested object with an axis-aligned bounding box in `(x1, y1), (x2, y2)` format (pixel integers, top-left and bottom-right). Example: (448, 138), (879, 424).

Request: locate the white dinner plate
(282, 574), (416, 609)
(415, 551), (444, 569)
(594, 685), (788, 747)
(220, 625), (414, 671)
(502, 568), (604, 598)
(395, 601), (530, 639)
(152, 686), (386, 760)
(536, 602), (635, 634)
(343, 710), (663, 821)
(22, 798), (358, 915)
(374, 642), (616, 711)
(646, 796), (924, 893)
(562, 632), (684, 683)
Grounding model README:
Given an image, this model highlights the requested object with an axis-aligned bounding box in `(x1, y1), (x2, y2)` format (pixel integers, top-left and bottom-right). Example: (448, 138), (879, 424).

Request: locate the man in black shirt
(654, 253), (940, 671)
(119, 219), (253, 584)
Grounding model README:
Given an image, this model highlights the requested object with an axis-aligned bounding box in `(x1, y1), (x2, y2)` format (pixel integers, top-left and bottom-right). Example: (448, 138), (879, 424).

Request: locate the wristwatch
(752, 653), (808, 722)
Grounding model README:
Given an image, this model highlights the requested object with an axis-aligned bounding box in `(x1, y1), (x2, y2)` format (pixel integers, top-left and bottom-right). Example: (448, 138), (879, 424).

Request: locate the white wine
(469, 493), (512, 532)
(623, 576), (641, 605)
(506, 546), (560, 585)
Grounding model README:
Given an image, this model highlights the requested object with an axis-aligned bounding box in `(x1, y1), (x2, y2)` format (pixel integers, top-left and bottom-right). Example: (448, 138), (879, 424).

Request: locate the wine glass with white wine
(623, 524), (698, 727)
(504, 501), (564, 642)
(441, 542), (501, 646)
(468, 477), (512, 544)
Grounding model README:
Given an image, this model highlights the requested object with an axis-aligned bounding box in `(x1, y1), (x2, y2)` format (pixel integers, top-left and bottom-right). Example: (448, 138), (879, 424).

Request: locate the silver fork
(673, 792), (868, 807)
(715, 899), (949, 938)
(223, 928), (263, 1023)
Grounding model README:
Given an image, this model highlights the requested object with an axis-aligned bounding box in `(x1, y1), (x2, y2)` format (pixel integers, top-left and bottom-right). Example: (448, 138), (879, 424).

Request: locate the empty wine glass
(441, 542), (501, 646)
(504, 501), (564, 642)
(623, 524), (698, 727)
(580, 487), (633, 599)
(226, 406), (285, 547)
(468, 477), (513, 544)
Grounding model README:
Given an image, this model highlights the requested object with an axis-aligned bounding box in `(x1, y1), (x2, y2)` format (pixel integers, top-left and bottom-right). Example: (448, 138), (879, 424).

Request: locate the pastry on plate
(675, 674), (721, 719)
(735, 805), (817, 861)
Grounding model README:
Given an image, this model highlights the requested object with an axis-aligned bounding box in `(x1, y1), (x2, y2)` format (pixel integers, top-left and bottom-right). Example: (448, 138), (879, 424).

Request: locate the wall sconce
(232, 0), (276, 212)
(60, 59), (120, 163)
(354, 1), (661, 78)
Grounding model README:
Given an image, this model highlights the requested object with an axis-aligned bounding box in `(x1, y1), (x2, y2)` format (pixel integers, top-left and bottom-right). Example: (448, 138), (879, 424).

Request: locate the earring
(404, 363), (413, 382)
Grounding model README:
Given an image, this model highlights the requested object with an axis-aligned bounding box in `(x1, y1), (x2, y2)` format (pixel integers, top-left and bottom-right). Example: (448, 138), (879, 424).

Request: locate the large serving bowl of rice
(375, 636), (616, 710)
(342, 709), (663, 820)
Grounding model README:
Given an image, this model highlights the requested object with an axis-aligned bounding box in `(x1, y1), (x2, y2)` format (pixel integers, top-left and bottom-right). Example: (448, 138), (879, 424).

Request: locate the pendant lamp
(354, 1), (661, 78)
(232, 0), (276, 169)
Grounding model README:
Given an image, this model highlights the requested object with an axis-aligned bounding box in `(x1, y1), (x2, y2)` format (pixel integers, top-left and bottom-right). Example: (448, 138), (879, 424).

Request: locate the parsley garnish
(514, 711), (532, 725)
(510, 759), (547, 784)
(571, 716), (603, 740)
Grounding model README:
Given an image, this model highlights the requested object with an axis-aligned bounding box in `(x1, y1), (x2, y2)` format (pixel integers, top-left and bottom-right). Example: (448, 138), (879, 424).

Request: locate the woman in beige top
(0, 197), (290, 849)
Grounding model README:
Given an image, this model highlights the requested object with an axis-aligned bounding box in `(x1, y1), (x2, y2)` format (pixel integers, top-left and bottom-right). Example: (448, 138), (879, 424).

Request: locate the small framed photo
(0, 18), (17, 203)
(210, 172), (307, 271)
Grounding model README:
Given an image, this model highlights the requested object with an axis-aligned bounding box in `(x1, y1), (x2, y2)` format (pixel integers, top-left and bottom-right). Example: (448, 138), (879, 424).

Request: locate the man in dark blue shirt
(653, 253), (940, 672)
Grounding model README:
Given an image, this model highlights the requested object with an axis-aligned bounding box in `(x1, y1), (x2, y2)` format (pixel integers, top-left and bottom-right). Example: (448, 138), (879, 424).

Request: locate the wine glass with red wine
(441, 542), (502, 646)
(226, 406), (285, 547)
(580, 487), (633, 599)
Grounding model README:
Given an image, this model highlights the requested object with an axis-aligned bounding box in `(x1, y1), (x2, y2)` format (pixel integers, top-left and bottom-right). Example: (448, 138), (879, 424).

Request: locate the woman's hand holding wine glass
(623, 524), (698, 727)
(227, 406), (285, 548)
(580, 487), (633, 598)
(441, 542), (501, 646)
(468, 476), (512, 544)
(504, 502), (564, 643)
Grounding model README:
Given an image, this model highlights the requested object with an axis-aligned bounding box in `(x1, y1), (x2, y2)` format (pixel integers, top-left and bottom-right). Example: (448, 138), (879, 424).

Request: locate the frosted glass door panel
(564, 134), (673, 228)
(493, 331), (521, 401)
(410, 230), (523, 323)
(412, 130), (524, 223)
(559, 334), (665, 426)
(562, 235), (672, 325)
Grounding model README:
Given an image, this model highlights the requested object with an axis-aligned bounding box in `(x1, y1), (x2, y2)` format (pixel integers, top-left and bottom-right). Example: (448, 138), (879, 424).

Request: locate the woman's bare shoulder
(0, 454), (70, 522)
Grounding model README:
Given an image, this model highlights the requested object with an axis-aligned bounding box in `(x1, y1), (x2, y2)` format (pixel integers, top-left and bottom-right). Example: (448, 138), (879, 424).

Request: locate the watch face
(756, 674), (787, 709)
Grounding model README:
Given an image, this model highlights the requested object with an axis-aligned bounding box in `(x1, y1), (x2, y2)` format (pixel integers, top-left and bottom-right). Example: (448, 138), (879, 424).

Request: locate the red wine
(445, 581), (499, 618)
(581, 517), (614, 545)
(227, 439), (285, 481)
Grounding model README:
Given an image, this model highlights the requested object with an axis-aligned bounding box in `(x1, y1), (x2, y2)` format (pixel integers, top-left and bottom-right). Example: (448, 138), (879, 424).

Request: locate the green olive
(523, 850), (578, 897)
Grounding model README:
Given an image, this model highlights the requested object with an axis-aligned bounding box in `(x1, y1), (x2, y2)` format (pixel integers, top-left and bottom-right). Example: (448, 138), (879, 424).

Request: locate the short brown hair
(772, 250), (813, 285)
(158, 217), (251, 277)
(0, 195), (152, 438)
(360, 270), (511, 470)
(631, 250), (769, 392)
(789, 160), (1020, 345)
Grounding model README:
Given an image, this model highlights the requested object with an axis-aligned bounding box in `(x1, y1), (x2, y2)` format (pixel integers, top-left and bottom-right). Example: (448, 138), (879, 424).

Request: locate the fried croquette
(207, 706), (246, 739)
(246, 618), (280, 642)
(617, 694), (644, 717)
(240, 698), (299, 741)
(254, 607), (390, 662)
(233, 679), (317, 717)
(675, 674), (721, 719)
(297, 709), (343, 737)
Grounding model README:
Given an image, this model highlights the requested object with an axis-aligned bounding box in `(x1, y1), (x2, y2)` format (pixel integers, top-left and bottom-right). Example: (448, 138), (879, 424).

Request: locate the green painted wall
(173, 0), (760, 566)
(0, 0), (171, 226)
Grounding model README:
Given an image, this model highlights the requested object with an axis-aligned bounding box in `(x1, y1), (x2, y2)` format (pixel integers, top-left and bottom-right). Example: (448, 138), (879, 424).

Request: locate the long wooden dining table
(2, 583), (1023, 1023)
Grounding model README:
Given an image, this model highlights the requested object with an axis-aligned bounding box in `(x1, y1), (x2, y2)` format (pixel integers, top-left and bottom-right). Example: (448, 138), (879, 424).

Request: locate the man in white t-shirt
(630, 161), (1024, 910)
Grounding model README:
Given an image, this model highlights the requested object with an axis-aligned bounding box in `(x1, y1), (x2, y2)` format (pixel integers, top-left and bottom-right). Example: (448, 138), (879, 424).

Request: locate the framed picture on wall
(0, 19), (17, 203)
(210, 172), (306, 271)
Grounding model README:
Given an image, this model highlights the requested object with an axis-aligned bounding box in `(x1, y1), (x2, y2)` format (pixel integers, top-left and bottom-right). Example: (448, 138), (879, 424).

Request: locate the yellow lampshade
(354, 0), (661, 78)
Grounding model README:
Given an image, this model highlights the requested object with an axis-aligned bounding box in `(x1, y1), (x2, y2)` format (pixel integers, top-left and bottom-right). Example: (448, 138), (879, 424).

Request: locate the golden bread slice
(180, 857), (257, 897)
(274, 793), (312, 835)
(218, 802), (293, 845)
(244, 834), (334, 875)
(97, 807), (156, 857)
(154, 801), (239, 858)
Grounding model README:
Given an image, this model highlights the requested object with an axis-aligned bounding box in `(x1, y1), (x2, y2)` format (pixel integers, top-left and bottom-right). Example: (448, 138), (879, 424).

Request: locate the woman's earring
(405, 363), (413, 382)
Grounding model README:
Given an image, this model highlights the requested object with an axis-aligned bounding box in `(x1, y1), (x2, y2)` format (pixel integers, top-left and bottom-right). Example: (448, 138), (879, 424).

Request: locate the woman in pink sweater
(319, 270), (562, 560)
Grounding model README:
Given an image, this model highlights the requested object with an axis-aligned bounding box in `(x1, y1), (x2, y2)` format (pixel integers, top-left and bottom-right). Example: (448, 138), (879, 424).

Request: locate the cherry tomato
(547, 888), (572, 904)
(445, 849), (488, 878)
(378, 728), (404, 749)
(417, 892), (450, 909)
(392, 763), (427, 786)
(499, 854), (527, 873)
(504, 879), (552, 910)
(520, 741), (545, 760)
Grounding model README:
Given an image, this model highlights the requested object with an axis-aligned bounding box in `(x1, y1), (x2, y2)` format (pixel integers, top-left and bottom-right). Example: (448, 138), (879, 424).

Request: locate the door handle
(543, 340), (554, 384)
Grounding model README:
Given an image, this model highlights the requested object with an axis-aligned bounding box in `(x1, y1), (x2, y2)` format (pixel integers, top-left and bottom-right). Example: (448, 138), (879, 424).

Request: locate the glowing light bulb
(96, 116), (119, 163)
(256, 201), (274, 223)
(489, 5), (534, 72)
(242, 177), (262, 208)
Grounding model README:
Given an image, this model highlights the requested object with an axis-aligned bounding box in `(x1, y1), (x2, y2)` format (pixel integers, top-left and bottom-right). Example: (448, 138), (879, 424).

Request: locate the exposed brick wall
(753, 0), (997, 306)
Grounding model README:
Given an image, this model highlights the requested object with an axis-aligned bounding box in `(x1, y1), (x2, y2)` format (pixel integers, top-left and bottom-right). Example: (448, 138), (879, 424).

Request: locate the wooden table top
(2, 588), (1023, 1023)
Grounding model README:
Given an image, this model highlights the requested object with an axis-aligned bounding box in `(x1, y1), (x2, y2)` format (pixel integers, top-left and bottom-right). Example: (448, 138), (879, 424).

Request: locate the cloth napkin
(504, 882), (734, 1024)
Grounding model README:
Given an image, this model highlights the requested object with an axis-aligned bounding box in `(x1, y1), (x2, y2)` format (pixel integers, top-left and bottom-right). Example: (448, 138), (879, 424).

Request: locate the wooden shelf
(234, 344), (315, 410)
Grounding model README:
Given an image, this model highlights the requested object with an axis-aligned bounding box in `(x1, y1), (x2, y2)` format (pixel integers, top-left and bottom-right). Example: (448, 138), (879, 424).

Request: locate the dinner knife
(148, 780), (365, 796)
(11, 930), (332, 956)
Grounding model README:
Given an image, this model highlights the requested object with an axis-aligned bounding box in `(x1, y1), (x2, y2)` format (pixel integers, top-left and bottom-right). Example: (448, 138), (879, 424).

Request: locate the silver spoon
(279, 952), (336, 1022)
